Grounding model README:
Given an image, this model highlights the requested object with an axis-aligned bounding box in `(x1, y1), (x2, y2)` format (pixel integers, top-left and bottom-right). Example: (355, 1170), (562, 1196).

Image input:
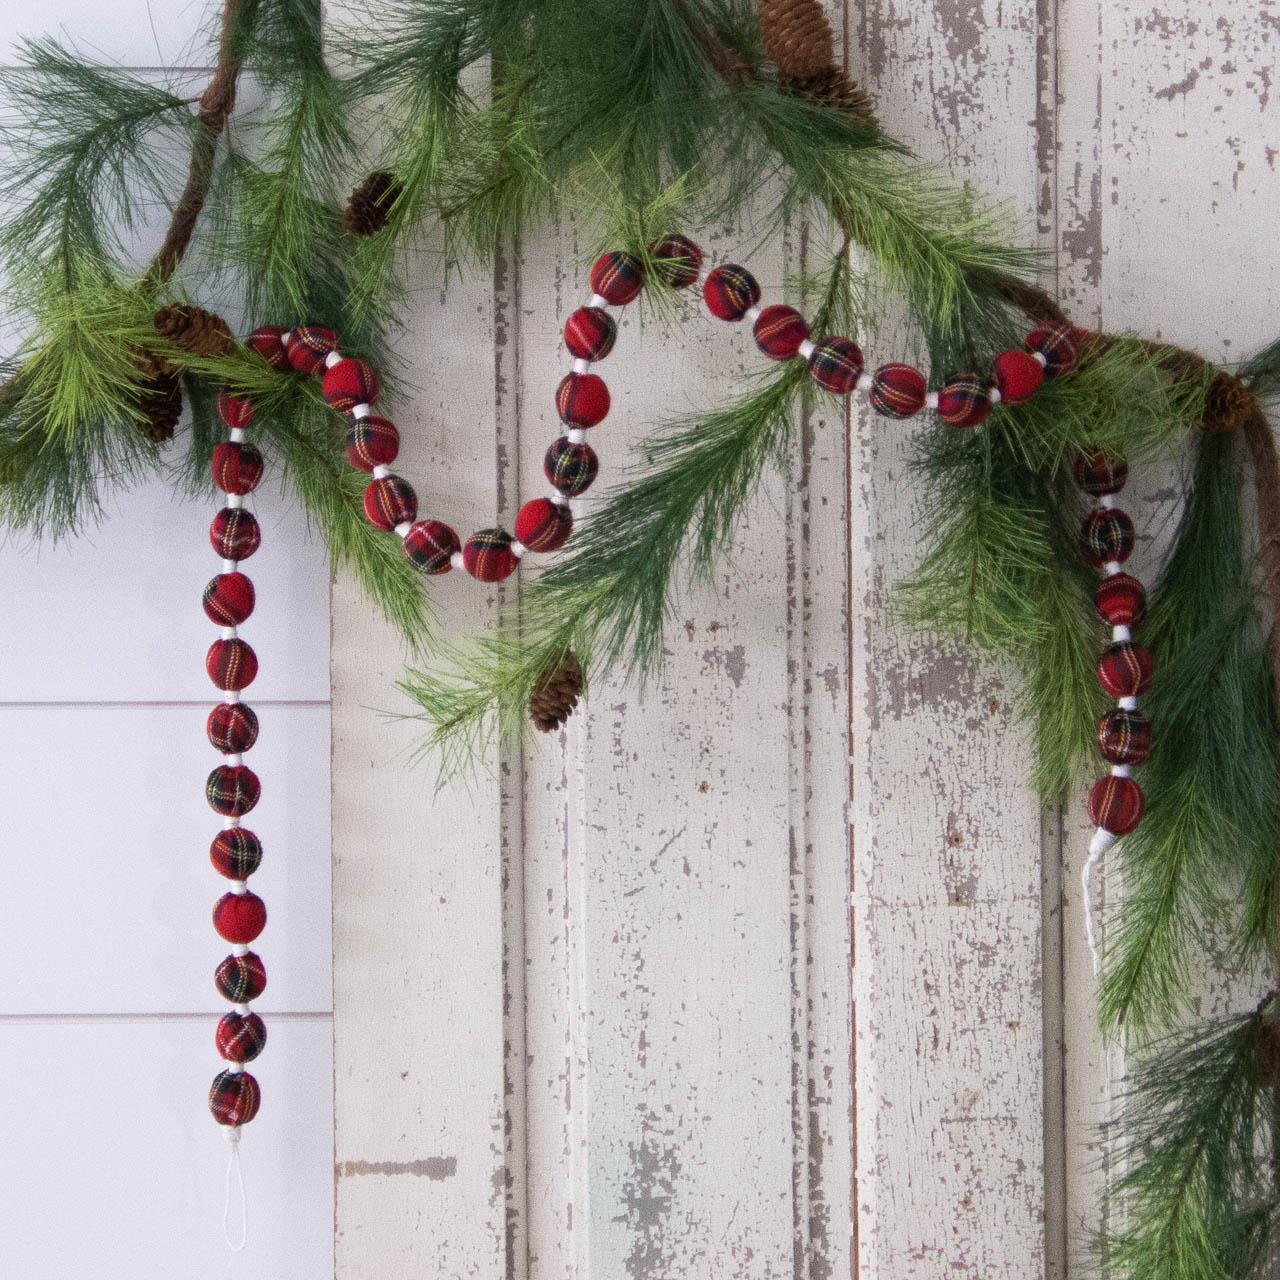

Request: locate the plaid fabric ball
(211, 442), (264, 495)
(210, 507), (260, 561)
(363, 476), (418, 531)
(1097, 708), (1152, 766)
(1095, 573), (1146, 627)
(556, 373), (610, 427)
(322, 357), (380, 413)
(650, 234), (703, 289)
(215, 951), (266, 1003)
(246, 326), (289, 371)
(210, 828), (263, 880)
(1087, 773), (1145, 836)
(545, 438), (599, 496)
(403, 519), (460, 574)
(207, 638), (258, 692)
(209, 1068), (261, 1127)
(285, 325), (338, 374)
(869, 363), (927, 418)
(808, 337), (864, 395)
(564, 307), (617, 361)
(216, 390), (256, 429)
(1080, 508), (1135, 567)
(346, 417), (400, 471)
(463, 528), (518, 583)
(203, 571), (256, 626)
(703, 264), (761, 322)
(1098, 641), (1153, 698)
(753, 305), (810, 360)
(1026, 323), (1079, 378)
(993, 349), (1044, 404)
(213, 891), (268, 945)
(217, 1012), (267, 1064)
(590, 251), (644, 305)
(1073, 449), (1128, 496)
(207, 764), (261, 817)
(937, 374), (992, 428)
(515, 497), (573, 552)
(207, 702), (260, 754)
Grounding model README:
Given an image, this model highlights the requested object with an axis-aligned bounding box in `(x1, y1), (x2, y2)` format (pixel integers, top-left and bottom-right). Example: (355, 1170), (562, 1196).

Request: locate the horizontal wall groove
(0, 1010), (332, 1025)
(0, 699), (330, 710)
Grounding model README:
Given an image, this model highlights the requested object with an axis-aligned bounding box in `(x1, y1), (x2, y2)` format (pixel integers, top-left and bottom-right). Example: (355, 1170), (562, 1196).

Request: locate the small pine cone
(1200, 369), (1255, 433)
(153, 304), (236, 359)
(760, 0), (836, 80)
(136, 370), (183, 443)
(529, 650), (584, 733)
(345, 171), (402, 237)
(782, 68), (876, 121)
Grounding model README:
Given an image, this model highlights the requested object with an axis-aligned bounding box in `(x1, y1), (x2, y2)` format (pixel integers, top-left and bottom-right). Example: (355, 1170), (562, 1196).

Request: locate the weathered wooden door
(330, 3), (1279, 1277)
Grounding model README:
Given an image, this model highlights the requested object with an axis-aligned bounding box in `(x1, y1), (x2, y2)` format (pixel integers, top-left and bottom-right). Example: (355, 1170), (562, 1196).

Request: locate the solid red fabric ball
(703, 264), (761, 321)
(1080, 509), (1135, 567)
(210, 828), (264, 879)
(216, 390), (256, 430)
(322, 357), (380, 413)
(203, 572), (256, 626)
(1026, 323), (1079, 378)
(753, 305), (810, 360)
(210, 507), (260, 561)
(808, 337), (864, 395)
(936, 374), (992, 428)
(1095, 573), (1146, 627)
(215, 952), (266, 1003)
(246, 326), (289, 371)
(650, 234), (703, 289)
(285, 326), (338, 374)
(216, 1012), (267, 1064)
(403, 520), (460, 574)
(1097, 709), (1152, 766)
(1097, 641), (1153, 698)
(363, 476), (418, 531)
(206, 638), (258, 692)
(209, 1068), (261, 1127)
(463, 529), (518, 582)
(544, 438), (599, 496)
(556, 373), (610, 427)
(1087, 773), (1145, 836)
(345, 417), (400, 471)
(211, 442), (264, 495)
(564, 307), (617, 361)
(206, 765), (261, 817)
(207, 702), (260, 754)
(213, 891), (268, 944)
(1073, 449), (1128, 496)
(869, 363), (927, 418)
(515, 498), (573, 552)
(590, 252), (645, 305)
(993, 349), (1044, 404)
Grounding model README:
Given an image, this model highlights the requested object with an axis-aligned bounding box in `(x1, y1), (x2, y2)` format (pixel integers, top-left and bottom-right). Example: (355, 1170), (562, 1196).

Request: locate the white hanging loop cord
(222, 1127), (248, 1252)
(1083, 828), (1116, 975)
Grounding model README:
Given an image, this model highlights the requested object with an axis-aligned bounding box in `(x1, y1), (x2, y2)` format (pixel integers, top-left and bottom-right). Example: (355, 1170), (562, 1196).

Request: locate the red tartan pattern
(1087, 773), (1145, 836)
(808, 337), (864, 395)
(346, 417), (400, 471)
(516, 498), (573, 552)
(216, 1012), (267, 1064)
(363, 475), (418, 531)
(216, 391), (256, 429)
(993, 349), (1044, 404)
(590, 252), (644, 305)
(203, 572), (256, 626)
(213, 891), (268, 944)
(463, 528), (518, 582)
(703, 264), (761, 321)
(210, 507), (260, 561)
(207, 765), (261, 817)
(207, 702), (260, 754)
(753, 305), (810, 360)
(211, 828), (264, 879)
(403, 519), (460, 573)
(1026, 323), (1079, 378)
(285, 326), (338, 374)
(545, 438), (599, 496)
(1097, 641), (1153, 698)
(1080, 509), (1135, 567)
(1095, 573), (1146, 627)
(1073, 449), (1128, 496)
(564, 307), (617, 361)
(556, 373), (610, 427)
(322, 357), (380, 413)
(869, 364), (927, 418)
(650, 234), (703, 289)
(215, 952), (267, 1003)
(246, 326), (289, 370)
(206, 638), (259, 691)
(209, 1069), (261, 1127)
(211, 442), (264, 495)
(937, 374), (992, 428)
(1097, 709), (1152, 766)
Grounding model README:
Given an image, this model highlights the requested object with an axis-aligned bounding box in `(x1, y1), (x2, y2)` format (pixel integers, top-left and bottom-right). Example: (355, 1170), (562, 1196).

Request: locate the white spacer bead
(394, 521), (413, 539)
(351, 402), (373, 421)
(567, 427), (587, 445)
(1118, 695), (1138, 711)
(221, 558), (238, 575)
(324, 350), (344, 369)
(280, 330), (293, 346)
(572, 357), (591, 375)
(450, 550), (465, 571)
(372, 464), (391, 480)
(1088, 827), (1117, 858)
(1031, 350), (1049, 368)
(231, 944), (250, 958)
(548, 491), (570, 507)
(233, 1004), (251, 1017)
(226, 1062), (246, 1075)
(228, 427), (246, 444)
(588, 293), (609, 310)
(798, 339), (817, 361)
(222, 690), (240, 706)
(1099, 493), (1117, 510)
(220, 626), (238, 641)
(511, 541), (528, 559)
(1104, 560), (1123, 576)
(925, 391), (940, 411)
(221, 816), (241, 831)
(988, 386), (1003, 405)
(230, 880), (249, 895)
(225, 493), (244, 510)
(224, 753), (244, 768)
(1111, 625), (1132, 643)
(1111, 764), (1132, 779)
(855, 372), (874, 395)
(743, 304), (762, 325)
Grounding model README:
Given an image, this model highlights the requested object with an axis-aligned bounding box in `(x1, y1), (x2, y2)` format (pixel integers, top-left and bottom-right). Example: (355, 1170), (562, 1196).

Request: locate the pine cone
(782, 68), (876, 122)
(153, 304), (236, 359)
(760, 0), (836, 80)
(529, 650), (584, 733)
(1201, 369), (1255, 433)
(345, 171), (402, 237)
(135, 370), (183, 443)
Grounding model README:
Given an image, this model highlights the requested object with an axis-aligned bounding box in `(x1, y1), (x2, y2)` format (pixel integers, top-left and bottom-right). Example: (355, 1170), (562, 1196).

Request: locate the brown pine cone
(529, 650), (584, 733)
(153, 304), (236, 359)
(760, 0), (836, 80)
(1200, 369), (1255, 433)
(344, 170), (402, 237)
(782, 68), (876, 122)
(135, 370), (183, 443)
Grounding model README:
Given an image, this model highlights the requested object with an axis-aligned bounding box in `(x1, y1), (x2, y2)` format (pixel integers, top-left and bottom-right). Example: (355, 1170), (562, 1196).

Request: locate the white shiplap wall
(0, 7), (334, 1275)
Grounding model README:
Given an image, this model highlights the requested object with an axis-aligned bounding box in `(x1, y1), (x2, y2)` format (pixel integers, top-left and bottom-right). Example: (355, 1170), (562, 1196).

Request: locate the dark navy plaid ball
(544, 438), (599, 496)
(215, 952), (267, 1003)
(207, 764), (261, 817)
(808, 337), (864, 395)
(210, 828), (264, 879)
(1097, 708), (1152, 766)
(1080, 509), (1135, 567)
(209, 1068), (261, 1127)
(207, 702), (259, 754)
